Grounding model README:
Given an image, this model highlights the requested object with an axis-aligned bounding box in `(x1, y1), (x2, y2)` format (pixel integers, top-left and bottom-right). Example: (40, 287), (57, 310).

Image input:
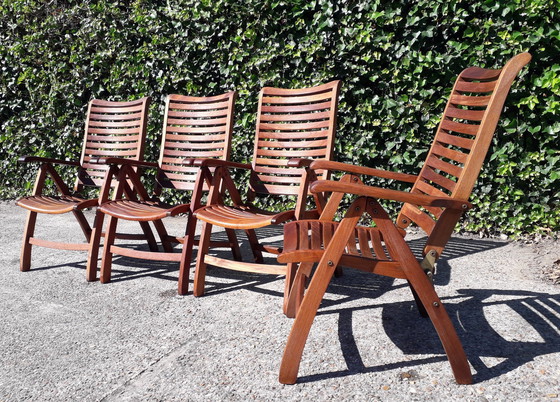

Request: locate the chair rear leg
(139, 221), (160, 252)
(408, 272), (472, 384)
(244, 228), (263, 263)
(193, 221), (213, 297)
(20, 210), (38, 271)
(72, 209), (92, 241)
(374, 201), (473, 384)
(225, 228), (242, 261)
(409, 282), (429, 318)
(152, 219), (173, 252)
(284, 262), (313, 318)
(100, 216), (119, 283)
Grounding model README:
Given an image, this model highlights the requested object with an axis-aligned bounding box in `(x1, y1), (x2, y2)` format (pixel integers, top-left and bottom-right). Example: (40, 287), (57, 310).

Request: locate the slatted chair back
(397, 53), (531, 236)
(250, 80), (340, 197)
(77, 97), (150, 189)
(156, 92), (237, 191)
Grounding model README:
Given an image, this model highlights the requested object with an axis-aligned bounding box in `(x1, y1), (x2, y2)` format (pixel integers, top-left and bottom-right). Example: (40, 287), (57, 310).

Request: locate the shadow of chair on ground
(187, 227), (560, 385)
(87, 226), (511, 303)
(295, 288), (560, 384)
(25, 224), (559, 384)
(287, 235), (560, 384)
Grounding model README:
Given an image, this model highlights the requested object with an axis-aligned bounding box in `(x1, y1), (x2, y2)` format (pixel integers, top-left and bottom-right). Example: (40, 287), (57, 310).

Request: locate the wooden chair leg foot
(178, 220), (197, 296)
(193, 222), (213, 297)
(86, 212), (105, 282)
(100, 216), (118, 284)
(279, 259), (338, 384)
(178, 262), (189, 296)
(193, 260), (207, 297)
(20, 210), (37, 271)
(411, 277), (472, 384)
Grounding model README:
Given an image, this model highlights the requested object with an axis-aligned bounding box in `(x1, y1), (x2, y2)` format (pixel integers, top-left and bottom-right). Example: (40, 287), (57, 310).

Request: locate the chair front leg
(193, 220), (213, 297)
(20, 210), (38, 272)
(279, 197), (366, 384)
(19, 162), (51, 271)
(100, 215), (119, 283)
(178, 211), (197, 296)
(86, 209), (106, 281)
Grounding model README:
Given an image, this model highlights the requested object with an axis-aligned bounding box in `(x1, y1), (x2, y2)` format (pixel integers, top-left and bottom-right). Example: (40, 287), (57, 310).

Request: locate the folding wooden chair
(87, 92), (237, 295)
(277, 53), (531, 384)
(192, 81), (341, 315)
(16, 97), (151, 279)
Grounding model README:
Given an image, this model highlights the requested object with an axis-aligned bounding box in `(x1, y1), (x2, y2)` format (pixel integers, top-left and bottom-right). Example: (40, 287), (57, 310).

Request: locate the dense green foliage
(0, 0), (558, 236)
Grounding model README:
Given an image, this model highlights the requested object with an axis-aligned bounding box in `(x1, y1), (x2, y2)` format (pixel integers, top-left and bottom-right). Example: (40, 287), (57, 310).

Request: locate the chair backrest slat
(78, 97), (150, 188)
(157, 92), (236, 191)
(397, 53), (531, 235)
(251, 80), (341, 196)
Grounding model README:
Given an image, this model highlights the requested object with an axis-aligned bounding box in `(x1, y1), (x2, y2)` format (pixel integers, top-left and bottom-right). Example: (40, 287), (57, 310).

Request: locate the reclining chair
(16, 97), (150, 280)
(277, 53), (531, 384)
(192, 81), (341, 315)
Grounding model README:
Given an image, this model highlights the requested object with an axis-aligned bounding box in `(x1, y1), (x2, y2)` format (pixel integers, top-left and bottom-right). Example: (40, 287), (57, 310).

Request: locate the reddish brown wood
(277, 53), (531, 385)
(279, 198), (366, 384)
(193, 81), (341, 315)
(90, 92), (237, 295)
(16, 97), (151, 275)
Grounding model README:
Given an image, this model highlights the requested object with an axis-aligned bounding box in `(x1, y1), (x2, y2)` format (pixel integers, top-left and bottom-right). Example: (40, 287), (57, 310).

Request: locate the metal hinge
(420, 249), (438, 281)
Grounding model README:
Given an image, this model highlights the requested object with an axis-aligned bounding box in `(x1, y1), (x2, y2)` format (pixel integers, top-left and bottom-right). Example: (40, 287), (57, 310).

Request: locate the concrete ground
(0, 202), (558, 401)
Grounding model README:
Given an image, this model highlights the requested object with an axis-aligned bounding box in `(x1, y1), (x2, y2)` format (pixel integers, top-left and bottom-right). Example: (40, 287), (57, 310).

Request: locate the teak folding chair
(88, 92), (237, 295)
(16, 97), (151, 278)
(192, 81), (341, 314)
(277, 53), (531, 385)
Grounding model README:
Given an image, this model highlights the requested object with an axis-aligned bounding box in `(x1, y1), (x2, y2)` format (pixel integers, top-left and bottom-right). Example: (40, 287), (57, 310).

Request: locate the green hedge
(1, 0), (558, 237)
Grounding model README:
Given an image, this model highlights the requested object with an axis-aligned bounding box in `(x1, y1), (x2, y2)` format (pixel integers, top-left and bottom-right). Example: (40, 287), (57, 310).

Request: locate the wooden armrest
(310, 180), (472, 210)
(310, 160), (418, 183)
(18, 155), (80, 167)
(90, 157), (158, 168)
(287, 158), (313, 168)
(192, 159), (252, 170)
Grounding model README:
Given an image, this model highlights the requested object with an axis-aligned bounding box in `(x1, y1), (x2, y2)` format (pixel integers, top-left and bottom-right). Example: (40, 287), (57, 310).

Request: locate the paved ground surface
(1, 202), (559, 401)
